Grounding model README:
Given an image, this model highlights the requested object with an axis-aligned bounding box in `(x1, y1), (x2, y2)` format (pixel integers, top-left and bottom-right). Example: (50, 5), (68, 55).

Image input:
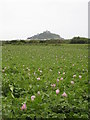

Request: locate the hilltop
(27, 31), (63, 40)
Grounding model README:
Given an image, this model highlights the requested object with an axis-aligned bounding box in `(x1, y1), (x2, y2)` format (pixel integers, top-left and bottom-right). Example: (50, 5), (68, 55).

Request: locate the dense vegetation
(2, 44), (88, 119)
(1, 37), (88, 45)
(70, 37), (88, 44)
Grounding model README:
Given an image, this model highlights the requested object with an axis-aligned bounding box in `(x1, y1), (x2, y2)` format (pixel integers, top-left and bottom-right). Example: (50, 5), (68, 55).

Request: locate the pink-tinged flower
(51, 84), (56, 87)
(73, 75), (76, 78)
(37, 91), (40, 95)
(79, 75), (82, 79)
(40, 70), (42, 73)
(60, 77), (63, 80)
(57, 78), (59, 82)
(2, 69), (5, 73)
(63, 72), (65, 75)
(21, 103), (26, 110)
(72, 64), (74, 66)
(71, 81), (74, 84)
(56, 89), (60, 94)
(58, 71), (60, 74)
(62, 92), (67, 97)
(37, 77), (40, 80)
(31, 95), (36, 101)
(4, 67), (7, 70)
(49, 69), (52, 71)
(26, 67), (28, 70)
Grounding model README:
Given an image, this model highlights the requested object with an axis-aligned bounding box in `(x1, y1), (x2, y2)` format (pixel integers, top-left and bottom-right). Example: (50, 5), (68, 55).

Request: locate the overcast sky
(0, 0), (89, 40)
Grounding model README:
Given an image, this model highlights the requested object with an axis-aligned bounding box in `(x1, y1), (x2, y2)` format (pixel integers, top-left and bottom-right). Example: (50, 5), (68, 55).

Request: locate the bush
(70, 37), (88, 44)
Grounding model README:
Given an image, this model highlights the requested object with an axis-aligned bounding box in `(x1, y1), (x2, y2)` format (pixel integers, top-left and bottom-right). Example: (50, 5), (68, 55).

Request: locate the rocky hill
(27, 31), (63, 40)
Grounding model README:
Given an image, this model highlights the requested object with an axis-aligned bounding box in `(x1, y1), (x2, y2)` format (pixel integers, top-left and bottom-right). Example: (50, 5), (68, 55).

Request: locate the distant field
(2, 44), (88, 119)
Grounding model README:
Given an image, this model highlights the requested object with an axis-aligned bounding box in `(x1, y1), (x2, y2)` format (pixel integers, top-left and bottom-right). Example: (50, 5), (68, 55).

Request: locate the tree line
(1, 37), (88, 45)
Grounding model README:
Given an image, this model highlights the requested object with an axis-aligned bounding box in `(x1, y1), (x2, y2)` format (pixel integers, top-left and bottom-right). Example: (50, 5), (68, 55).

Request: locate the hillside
(27, 31), (63, 40)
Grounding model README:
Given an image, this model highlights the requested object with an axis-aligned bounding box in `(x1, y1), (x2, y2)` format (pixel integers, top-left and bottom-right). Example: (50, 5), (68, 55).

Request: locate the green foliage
(2, 44), (88, 119)
(70, 37), (88, 44)
(2, 36), (88, 45)
(2, 39), (64, 45)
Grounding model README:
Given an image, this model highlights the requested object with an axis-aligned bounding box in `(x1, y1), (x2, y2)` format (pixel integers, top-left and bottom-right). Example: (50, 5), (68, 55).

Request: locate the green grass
(2, 44), (88, 119)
